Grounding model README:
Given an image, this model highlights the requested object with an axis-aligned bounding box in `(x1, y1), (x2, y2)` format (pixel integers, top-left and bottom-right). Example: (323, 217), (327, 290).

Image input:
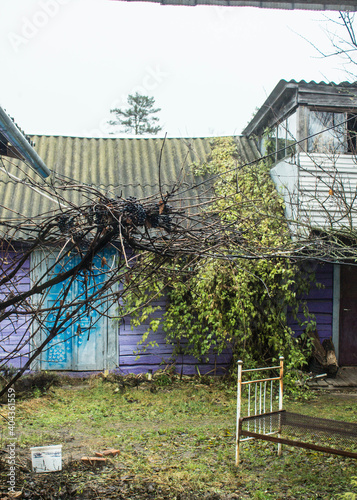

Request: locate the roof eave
(117, 0), (357, 10)
(242, 80), (298, 137)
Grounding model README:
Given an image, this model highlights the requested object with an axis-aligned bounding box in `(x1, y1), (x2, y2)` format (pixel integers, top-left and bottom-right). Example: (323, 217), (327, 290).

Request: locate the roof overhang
(113, 0), (357, 10)
(242, 79), (357, 137)
(0, 107), (51, 179)
(242, 80), (298, 137)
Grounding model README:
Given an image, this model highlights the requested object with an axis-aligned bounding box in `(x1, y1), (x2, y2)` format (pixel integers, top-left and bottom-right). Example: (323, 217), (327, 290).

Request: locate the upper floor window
(307, 111), (345, 154)
(260, 111), (297, 161)
(277, 112), (297, 160)
(347, 114), (357, 154)
(259, 108), (357, 162)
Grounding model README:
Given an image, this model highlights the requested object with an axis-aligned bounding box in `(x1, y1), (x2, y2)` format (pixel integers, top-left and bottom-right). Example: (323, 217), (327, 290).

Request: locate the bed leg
(236, 360), (243, 466)
(278, 356), (284, 457)
(236, 419), (243, 466)
(278, 442), (282, 457)
(236, 440), (240, 466)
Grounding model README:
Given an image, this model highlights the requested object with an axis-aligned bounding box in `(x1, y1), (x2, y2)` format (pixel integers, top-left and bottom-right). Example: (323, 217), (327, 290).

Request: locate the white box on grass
(30, 445), (62, 473)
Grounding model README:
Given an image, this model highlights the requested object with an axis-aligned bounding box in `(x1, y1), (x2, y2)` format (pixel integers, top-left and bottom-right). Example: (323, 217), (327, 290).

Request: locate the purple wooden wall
(118, 296), (232, 375)
(0, 248), (232, 376)
(0, 252), (31, 369)
(0, 250), (336, 375)
(288, 263), (334, 343)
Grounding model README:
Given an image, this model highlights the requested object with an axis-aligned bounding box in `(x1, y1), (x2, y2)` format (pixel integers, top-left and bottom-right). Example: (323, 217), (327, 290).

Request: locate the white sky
(0, 0), (352, 138)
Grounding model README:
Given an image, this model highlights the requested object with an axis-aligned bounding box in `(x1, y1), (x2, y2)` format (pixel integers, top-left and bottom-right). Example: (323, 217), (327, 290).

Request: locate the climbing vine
(125, 137), (316, 373)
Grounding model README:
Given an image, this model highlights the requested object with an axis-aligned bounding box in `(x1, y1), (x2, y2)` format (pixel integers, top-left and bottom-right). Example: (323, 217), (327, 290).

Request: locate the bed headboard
(235, 356), (284, 465)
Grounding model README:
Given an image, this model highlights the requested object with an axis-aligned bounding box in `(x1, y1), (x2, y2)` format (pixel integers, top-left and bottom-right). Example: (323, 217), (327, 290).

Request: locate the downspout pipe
(0, 107), (51, 179)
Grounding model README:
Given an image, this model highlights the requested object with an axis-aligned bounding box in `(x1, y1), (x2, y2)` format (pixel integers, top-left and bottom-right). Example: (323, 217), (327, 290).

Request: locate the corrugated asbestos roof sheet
(0, 136), (260, 228)
(116, 0), (357, 10)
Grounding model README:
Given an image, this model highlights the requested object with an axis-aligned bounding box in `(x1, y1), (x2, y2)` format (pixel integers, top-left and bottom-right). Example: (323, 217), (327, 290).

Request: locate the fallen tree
(1, 135), (357, 395)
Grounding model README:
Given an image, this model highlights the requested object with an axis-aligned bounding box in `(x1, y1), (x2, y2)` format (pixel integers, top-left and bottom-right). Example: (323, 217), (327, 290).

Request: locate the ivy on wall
(125, 137), (316, 373)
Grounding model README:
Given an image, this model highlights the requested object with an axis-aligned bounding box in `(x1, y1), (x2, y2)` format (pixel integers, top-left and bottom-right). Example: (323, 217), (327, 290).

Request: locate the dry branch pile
(0, 171), (245, 395)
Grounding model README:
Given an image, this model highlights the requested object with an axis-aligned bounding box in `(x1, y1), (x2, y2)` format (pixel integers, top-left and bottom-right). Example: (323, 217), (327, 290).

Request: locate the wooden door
(32, 249), (117, 371)
(339, 265), (357, 366)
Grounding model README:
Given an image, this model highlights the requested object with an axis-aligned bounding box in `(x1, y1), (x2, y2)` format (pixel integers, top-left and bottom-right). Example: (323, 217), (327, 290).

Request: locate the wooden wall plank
(0, 251), (30, 369)
(118, 294), (233, 374)
(288, 263), (334, 345)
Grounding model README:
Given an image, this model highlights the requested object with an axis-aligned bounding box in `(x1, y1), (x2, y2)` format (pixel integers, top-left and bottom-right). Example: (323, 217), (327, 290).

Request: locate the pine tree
(108, 93), (162, 135)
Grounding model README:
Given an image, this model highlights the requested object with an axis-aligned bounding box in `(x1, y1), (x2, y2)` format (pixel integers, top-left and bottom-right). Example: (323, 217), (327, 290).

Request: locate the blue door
(33, 248), (117, 371)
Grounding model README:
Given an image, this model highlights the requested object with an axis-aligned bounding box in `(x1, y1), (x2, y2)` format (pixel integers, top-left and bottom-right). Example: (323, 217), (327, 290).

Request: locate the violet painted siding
(118, 297), (232, 375)
(0, 252), (30, 369)
(288, 263), (334, 343)
(0, 251), (336, 375)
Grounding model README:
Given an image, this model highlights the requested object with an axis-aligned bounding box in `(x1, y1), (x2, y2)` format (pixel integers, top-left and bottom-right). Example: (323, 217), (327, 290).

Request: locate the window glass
(276, 122), (286, 160)
(347, 114), (357, 154)
(260, 127), (276, 158)
(286, 112), (297, 155)
(308, 111), (345, 153)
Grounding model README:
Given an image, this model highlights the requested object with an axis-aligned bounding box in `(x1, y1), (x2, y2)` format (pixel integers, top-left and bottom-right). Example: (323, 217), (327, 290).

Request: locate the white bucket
(30, 445), (62, 473)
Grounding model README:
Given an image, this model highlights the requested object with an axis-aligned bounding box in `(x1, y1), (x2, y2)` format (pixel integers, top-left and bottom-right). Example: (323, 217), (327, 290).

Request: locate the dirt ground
(0, 465), (243, 500)
(0, 432), (243, 500)
(1, 462), (240, 500)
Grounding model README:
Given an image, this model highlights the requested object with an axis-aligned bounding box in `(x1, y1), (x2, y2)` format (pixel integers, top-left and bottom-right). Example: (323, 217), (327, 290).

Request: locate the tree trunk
(306, 331), (339, 377)
(322, 338), (339, 377)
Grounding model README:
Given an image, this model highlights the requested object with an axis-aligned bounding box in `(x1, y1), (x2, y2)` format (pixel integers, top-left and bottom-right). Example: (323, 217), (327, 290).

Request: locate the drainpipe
(0, 107), (50, 179)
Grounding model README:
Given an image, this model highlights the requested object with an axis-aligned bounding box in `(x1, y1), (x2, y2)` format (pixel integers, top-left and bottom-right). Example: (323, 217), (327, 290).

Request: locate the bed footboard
(236, 357), (284, 465)
(236, 358), (357, 465)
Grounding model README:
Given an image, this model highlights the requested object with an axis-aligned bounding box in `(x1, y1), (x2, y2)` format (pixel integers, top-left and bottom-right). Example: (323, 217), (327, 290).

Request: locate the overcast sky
(0, 0), (351, 138)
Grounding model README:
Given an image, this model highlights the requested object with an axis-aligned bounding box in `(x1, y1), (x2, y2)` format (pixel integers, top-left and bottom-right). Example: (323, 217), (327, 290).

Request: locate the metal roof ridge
(29, 134), (241, 140)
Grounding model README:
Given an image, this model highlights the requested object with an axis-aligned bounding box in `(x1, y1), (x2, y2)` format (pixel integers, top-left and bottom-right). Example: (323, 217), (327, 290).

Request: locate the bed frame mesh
(241, 410), (357, 456)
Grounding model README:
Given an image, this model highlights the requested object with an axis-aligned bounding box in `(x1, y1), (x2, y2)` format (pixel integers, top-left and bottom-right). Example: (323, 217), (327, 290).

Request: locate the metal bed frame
(235, 357), (357, 465)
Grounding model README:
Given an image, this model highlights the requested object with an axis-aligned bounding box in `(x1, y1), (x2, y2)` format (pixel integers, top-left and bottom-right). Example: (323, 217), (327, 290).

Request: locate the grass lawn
(0, 372), (356, 499)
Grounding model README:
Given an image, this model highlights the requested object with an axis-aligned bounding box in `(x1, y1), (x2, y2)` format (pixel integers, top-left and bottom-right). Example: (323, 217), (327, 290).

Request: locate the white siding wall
(271, 153), (357, 236)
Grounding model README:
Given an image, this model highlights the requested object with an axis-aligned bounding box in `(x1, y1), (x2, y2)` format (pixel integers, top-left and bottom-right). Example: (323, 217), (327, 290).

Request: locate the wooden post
(236, 360), (243, 466)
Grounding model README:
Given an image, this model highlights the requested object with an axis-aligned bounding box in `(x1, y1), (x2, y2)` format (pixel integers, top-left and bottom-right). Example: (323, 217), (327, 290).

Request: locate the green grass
(0, 375), (356, 499)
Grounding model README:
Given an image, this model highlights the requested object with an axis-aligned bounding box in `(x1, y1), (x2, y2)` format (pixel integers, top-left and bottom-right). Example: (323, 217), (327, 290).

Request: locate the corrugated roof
(0, 136), (260, 232)
(116, 0), (357, 10)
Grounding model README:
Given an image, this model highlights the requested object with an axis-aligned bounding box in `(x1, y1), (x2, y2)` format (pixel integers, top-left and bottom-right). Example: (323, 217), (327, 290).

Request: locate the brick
(102, 449), (120, 456)
(81, 456), (107, 465)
